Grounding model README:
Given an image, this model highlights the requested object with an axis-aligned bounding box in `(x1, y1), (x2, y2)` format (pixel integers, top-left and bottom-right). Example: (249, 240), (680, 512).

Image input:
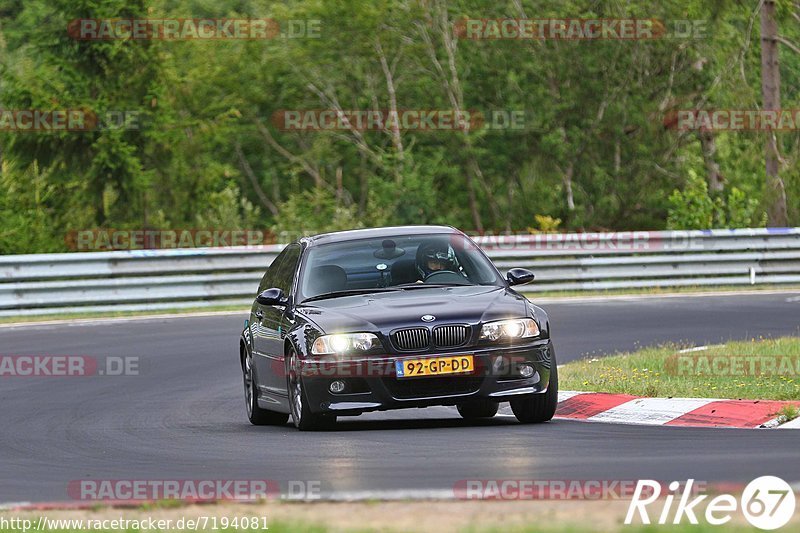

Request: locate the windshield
(298, 233), (503, 301)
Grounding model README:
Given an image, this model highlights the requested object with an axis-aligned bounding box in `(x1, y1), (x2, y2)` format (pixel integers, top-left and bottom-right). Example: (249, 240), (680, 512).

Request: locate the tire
(244, 349), (289, 426)
(286, 347), (336, 431)
(510, 348), (559, 424)
(456, 400), (499, 419)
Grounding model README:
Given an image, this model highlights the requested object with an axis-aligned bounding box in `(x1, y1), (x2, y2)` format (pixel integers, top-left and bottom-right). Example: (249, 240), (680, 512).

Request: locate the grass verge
(3, 499), (792, 533)
(0, 524), (774, 533)
(559, 337), (800, 401)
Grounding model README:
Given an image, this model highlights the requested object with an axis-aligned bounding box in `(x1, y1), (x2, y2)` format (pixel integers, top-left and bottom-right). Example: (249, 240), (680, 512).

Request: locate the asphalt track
(1, 292), (799, 504)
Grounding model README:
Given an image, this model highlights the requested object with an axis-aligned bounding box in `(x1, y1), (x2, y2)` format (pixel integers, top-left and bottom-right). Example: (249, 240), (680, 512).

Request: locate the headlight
(311, 333), (380, 355)
(480, 318), (539, 341)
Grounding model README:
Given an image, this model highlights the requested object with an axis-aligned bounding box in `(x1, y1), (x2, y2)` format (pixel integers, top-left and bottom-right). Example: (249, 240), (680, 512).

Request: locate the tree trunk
(699, 131), (724, 193)
(760, 0), (789, 226)
(335, 166), (343, 203)
(234, 142), (279, 217)
(563, 162), (575, 212)
(506, 180), (514, 233)
(465, 169), (483, 233)
(358, 151), (368, 216)
(375, 38), (404, 182)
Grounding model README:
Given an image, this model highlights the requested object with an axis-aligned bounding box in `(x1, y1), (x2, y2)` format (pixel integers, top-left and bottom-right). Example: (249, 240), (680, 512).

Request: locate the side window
(257, 250), (288, 294)
(271, 244), (302, 294)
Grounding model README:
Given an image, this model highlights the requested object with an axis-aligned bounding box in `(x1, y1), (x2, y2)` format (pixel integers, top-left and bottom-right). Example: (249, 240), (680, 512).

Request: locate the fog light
(329, 380), (347, 394)
(518, 364), (535, 378)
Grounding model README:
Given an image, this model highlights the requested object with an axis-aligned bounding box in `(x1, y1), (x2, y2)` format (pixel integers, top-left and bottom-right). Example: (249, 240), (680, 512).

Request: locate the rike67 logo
(626, 477), (796, 530)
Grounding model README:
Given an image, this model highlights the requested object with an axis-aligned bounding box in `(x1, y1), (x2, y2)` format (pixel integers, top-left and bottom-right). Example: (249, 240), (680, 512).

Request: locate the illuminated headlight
(311, 333), (380, 355)
(480, 318), (539, 342)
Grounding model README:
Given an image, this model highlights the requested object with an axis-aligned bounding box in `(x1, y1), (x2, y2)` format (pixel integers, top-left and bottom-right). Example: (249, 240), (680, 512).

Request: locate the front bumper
(300, 339), (554, 415)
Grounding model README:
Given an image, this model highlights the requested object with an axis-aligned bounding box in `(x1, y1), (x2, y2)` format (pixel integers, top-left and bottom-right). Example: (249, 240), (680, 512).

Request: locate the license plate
(395, 355), (474, 378)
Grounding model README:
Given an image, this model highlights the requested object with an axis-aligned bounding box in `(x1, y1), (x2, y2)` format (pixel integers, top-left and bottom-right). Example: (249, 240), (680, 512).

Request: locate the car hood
(296, 285), (530, 333)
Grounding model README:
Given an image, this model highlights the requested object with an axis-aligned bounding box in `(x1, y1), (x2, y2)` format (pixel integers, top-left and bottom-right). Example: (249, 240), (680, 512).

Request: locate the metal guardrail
(1, 228), (799, 316)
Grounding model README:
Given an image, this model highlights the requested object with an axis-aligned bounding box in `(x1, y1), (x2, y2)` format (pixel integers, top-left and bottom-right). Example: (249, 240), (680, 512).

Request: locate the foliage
(0, 0), (799, 253)
(528, 215), (562, 234)
(666, 171), (716, 230)
(272, 188), (364, 239)
(667, 171), (765, 229)
(0, 160), (64, 253)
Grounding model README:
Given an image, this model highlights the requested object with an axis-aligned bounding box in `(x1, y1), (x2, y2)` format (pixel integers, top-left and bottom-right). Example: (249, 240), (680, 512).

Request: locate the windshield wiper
(301, 287), (400, 303)
(393, 283), (472, 289)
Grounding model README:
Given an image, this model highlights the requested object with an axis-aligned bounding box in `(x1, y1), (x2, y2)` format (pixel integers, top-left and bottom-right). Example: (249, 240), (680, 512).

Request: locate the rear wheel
(244, 349), (289, 426)
(287, 347), (336, 431)
(510, 349), (559, 424)
(456, 400), (499, 419)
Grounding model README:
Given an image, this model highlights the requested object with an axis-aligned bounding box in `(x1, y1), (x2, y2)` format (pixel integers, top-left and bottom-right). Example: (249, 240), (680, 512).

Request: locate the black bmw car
(239, 225), (557, 430)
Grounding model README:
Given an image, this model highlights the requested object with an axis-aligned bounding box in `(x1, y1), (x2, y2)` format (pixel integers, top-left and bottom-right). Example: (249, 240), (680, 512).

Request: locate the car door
(252, 243), (301, 397)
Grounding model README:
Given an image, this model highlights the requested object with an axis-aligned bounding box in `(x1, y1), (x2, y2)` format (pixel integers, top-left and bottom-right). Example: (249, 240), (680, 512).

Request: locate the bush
(272, 188), (364, 242)
(666, 171), (715, 230)
(667, 171), (765, 229)
(194, 184), (261, 230)
(0, 160), (64, 253)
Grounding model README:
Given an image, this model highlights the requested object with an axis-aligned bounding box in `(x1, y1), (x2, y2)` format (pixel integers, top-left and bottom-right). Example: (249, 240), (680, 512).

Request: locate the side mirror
(256, 287), (285, 306)
(506, 268), (535, 286)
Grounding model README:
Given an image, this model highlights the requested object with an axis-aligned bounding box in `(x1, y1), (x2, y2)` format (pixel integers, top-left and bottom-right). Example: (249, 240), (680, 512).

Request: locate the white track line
(8, 482), (800, 508)
(0, 502), (30, 510)
(0, 310), (248, 329)
(528, 289), (800, 305)
(677, 345), (723, 353)
(320, 489), (456, 501)
(0, 491), (459, 508)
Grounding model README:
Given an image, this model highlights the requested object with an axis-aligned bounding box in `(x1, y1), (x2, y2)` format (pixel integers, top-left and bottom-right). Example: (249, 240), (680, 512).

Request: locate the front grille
(392, 327), (430, 351)
(433, 325), (469, 348)
(383, 376), (483, 399)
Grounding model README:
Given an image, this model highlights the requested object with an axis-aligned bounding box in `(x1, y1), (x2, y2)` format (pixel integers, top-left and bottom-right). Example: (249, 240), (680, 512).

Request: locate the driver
(415, 240), (459, 280)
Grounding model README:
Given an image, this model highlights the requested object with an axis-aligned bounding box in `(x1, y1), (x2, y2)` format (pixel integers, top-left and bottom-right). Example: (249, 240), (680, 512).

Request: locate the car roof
(301, 225), (461, 246)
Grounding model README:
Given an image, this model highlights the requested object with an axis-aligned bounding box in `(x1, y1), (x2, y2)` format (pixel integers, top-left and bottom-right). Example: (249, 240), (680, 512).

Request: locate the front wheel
(287, 347), (336, 431)
(510, 349), (558, 424)
(244, 349), (289, 426)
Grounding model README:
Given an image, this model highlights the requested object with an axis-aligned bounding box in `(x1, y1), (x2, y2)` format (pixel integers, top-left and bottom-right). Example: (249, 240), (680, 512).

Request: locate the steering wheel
(423, 270), (470, 285)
